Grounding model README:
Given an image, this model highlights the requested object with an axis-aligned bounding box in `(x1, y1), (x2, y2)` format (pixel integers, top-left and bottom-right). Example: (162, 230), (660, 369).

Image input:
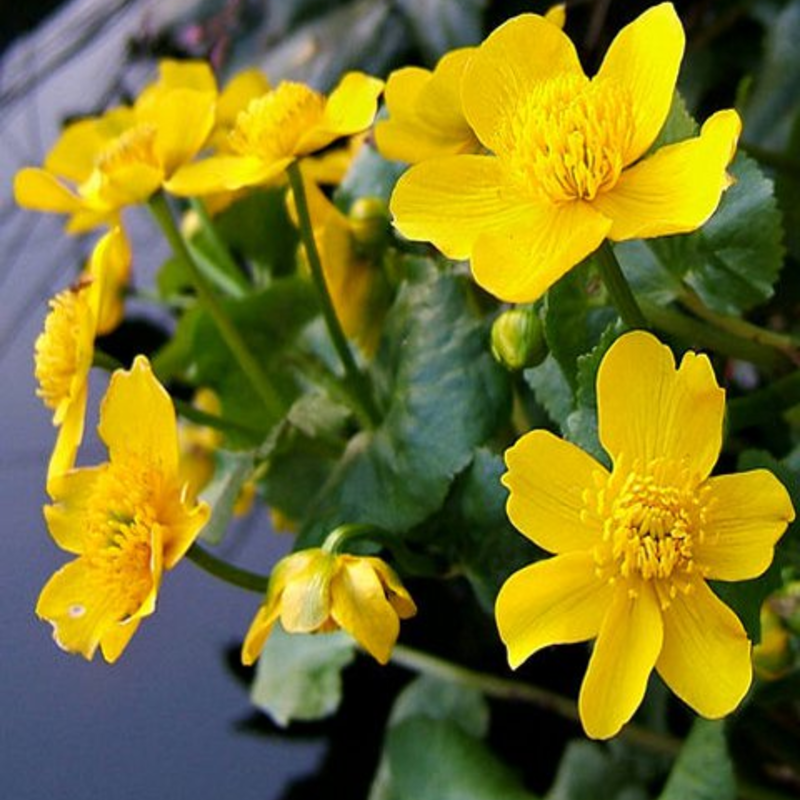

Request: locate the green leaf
(387, 717), (539, 800)
(198, 449), (255, 545)
(546, 740), (649, 800)
(657, 719), (735, 800)
(742, 0), (800, 151)
(524, 355), (574, 429)
(250, 627), (356, 726)
(296, 272), (511, 545)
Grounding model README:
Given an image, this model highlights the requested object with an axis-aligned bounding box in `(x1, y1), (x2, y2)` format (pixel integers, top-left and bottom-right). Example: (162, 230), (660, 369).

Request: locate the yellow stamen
(95, 123), (159, 175)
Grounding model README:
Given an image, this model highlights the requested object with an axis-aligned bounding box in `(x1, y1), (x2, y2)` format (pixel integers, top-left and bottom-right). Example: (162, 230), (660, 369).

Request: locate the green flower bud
(491, 305), (547, 371)
(348, 197), (390, 253)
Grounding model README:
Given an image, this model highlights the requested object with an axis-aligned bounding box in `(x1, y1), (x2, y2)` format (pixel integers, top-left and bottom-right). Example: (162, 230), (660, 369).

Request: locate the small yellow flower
(14, 60), (216, 232)
(242, 548), (416, 665)
(495, 331), (794, 739)
(166, 72), (384, 196)
(36, 356), (210, 662)
(390, 3), (741, 303)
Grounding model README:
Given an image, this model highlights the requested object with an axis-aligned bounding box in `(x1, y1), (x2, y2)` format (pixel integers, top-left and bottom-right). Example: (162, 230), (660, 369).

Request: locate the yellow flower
(36, 356), (210, 662)
(390, 3), (741, 303)
(165, 72), (384, 196)
(14, 60), (216, 232)
(290, 171), (386, 356)
(375, 48), (481, 163)
(495, 331), (794, 739)
(242, 548), (417, 665)
(85, 225), (131, 335)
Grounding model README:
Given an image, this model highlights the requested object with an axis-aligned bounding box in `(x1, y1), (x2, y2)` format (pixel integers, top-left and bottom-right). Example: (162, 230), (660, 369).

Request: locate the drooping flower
(495, 331), (794, 739)
(14, 60), (216, 232)
(390, 3), (741, 303)
(36, 356), (210, 662)
(242, 548), (416, 665)
(165, 72), (384, 197)
(289, 170), (388, 356)
(375, 5), (565, 165)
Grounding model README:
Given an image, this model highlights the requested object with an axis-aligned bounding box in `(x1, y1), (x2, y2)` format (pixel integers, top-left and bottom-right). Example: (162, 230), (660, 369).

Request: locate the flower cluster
(18, 1), (799, 763)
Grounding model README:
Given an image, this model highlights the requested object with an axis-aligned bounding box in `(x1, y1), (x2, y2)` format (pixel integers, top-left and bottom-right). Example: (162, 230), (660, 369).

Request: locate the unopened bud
(349, 197), (390, 253)
(491, 306), (547, 371)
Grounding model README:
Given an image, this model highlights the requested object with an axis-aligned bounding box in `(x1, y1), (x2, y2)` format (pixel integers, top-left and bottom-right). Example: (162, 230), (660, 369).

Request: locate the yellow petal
(280, 550), (336, 632)
(44, 466), (105, 551)
(462, 13), (584, 154)
(390, 155), (528, 259)
(217, 69), (271, 127)
(144, 87), (216, 176)
(14, 168), (82, 214)
(597, 331), (724, 479)
(471, 200), (612, 302)
(596, 3), (684, 164)
(155, 59), (216, 93)
(495, 552), (612, 669)
(595, 109), (741, 241)
(47, 380), (88, 488)
(543, 3), (567, 28)
(166, 154), (290, 195)
(241, 602), (281, 666)
(503, 430), (608, 554)
(656, 579), (752, 718)
(88, 225), (131, 335)
(365, 557), (417, 619)
(161, 500), (210, 570)
(331, 557), (400, 664)
(98, 356), (179, 474)
(579, 582), (663, 739)
(308, 72), (384, 150)
(696, 470), (794, 580)
(99, 161), (165, 208)
(99, 618), (142, 663)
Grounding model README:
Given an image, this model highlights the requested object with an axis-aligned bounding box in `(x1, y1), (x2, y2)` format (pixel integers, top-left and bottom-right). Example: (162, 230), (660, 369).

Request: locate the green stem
(680, 290), (800, 365)
(727, 369), (800, 433)
(286, 162), (380, 426)
(593, 240), (649, 330)
(172, 398), (264, 438)
(640, 300), (790, 372)
(149, 193), (285, 419)
(390, 644), (680, 757)
(189, 197), (251, 296)
(186, 542), (269, 593)
(92, 349), (124, 372)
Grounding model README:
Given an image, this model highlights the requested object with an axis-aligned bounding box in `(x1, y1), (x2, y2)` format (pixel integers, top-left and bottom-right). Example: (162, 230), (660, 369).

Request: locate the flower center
(95, 123), (159, 176)
(504, 74), (634, 203)
(82, 458), (169, 620)
(34, 281), (92, 413)
(590, 461), (710, 600)
(228, 82), (326, 160)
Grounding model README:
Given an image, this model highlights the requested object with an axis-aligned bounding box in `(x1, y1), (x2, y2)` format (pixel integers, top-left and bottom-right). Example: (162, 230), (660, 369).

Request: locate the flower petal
(596, 3), (684, 164)
(502, 429), (608, 554)
(390, 155), (529, 259)
(14, 168), (82, 214)
(696, 470), (794, 580)
(471, 200), (612, 302)
(44, 466), (105, 551)
(462, 13), (583, 154)
(98, 356), (179, 474)
(496, 552), (612, 669)
(579, 582), (663, 739)
(595, 109), (741, 241)
(367, 557), (417, 618)
(597, 331), (724, 479)
(241, 602), (281, 666)
(657, 579), (752, 718)
(166, 154), (290, 195)
(331, 557), (400, 664)
(47, 380), (88, 489)
(161, 500), (210, 570)
(99, 618), (143, 664)
(280, 550), (335, 632)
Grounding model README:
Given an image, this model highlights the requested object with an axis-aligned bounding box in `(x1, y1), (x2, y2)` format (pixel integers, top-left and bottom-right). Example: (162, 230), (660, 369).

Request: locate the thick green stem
(593, 240), (649, 330)
(640, 299), (789, 372)
(390, 644), (680, 757)
(149, 193), (284, 419)
(186, 542), (269, 593)
(286, 162), (380, 426)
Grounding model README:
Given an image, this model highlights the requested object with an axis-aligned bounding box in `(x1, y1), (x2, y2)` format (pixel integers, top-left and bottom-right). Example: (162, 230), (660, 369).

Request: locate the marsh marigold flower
(36, 356), (210, 662)
(242, 548), (416, 665)
(14, 60), (216, 232)
(85, 225), (131, 335)
(495, 331), (794, 739)
(390, 3), (741, 303)
(166, 72), (384, 197)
